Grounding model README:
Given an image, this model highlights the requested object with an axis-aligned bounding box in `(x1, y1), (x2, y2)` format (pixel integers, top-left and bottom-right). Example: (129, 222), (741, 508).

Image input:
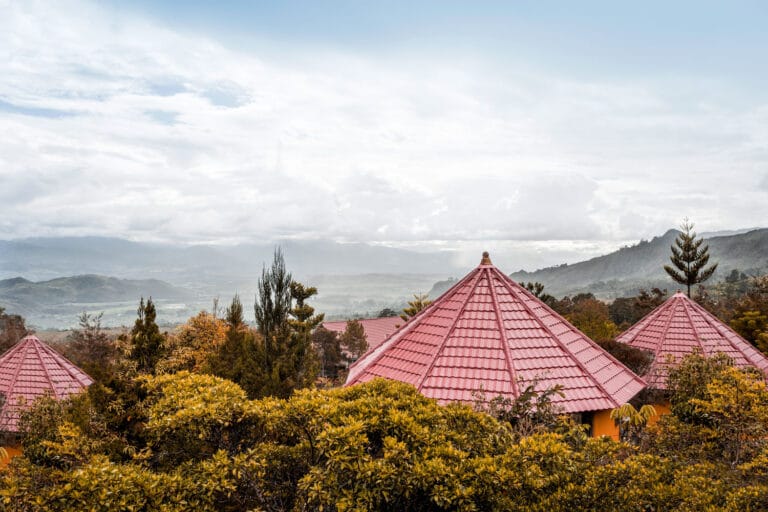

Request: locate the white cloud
(1, 0), (767, 251)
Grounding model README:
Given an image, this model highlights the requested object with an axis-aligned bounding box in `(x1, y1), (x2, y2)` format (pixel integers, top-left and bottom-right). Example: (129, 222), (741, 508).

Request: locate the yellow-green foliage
(157, 312), (228, 374)
(5, 362), (768, 511)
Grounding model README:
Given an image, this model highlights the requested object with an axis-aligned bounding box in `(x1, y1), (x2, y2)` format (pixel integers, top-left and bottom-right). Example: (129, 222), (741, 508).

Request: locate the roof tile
(346, 253), (645, 413)
(0, 335), (93, 432)
(616, 292), (768, 389)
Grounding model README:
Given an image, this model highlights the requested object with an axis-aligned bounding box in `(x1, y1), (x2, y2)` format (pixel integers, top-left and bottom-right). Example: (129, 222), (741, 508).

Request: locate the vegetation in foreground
(3, 354), (768, 511)
(2, 237), (768, 510)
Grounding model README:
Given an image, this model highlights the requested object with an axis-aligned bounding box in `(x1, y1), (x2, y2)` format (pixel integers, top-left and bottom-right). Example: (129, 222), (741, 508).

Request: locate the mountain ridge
(0, 274), (196, 327)
(510, 228), (768, 298)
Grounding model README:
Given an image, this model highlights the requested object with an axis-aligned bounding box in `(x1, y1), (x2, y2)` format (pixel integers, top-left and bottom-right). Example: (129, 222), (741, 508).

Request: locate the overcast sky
(2, 1), (767, 268)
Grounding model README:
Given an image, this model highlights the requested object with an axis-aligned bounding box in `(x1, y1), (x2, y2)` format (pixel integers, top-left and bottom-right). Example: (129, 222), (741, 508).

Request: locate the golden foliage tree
(157, 311), (228, 374)
(400, 293), (432, 322)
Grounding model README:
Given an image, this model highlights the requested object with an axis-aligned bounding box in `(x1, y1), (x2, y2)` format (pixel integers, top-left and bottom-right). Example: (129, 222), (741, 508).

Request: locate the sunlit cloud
(1, 0), (767, 258)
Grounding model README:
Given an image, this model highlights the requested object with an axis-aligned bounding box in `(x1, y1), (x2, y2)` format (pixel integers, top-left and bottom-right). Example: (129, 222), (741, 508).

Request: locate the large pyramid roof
(0, 335), (93, 432)
(616, 291), (768, 389)
(347, 253), (645, 413)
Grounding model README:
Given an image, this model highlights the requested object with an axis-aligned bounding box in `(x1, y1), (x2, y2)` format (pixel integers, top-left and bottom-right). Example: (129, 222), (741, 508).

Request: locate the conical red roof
(347, 253), (645, 413)
(616, 292), (768, 389)
(0, 335), (93, 432)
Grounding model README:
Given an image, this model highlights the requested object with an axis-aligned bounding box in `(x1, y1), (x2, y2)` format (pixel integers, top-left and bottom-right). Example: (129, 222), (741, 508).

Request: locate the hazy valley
(1, 228), (766, 329)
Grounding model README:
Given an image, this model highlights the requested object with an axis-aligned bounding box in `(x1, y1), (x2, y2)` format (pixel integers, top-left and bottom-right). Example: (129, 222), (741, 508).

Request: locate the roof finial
(481, 251), (492, 265)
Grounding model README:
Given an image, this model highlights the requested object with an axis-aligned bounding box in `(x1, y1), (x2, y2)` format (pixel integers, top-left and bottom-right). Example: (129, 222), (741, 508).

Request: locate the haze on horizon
(2, 0), (767, 270)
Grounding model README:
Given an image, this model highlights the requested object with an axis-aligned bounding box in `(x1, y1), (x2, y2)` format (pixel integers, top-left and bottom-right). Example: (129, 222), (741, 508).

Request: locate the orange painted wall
(647, 402), (671, 427)
(592, 409), (620, 440)
(0, 446), (22, 469)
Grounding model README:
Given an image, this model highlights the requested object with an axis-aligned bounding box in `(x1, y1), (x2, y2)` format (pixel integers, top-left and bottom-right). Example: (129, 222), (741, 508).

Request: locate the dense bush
(4, 354), (768, 511)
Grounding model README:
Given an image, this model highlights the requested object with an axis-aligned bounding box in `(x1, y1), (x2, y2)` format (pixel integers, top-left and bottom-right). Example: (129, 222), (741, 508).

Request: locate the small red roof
(322, 316), (402, 352)
(0, 335), (93, 432)
(346, 253), (645, 413)
(616, 291), (768, 389)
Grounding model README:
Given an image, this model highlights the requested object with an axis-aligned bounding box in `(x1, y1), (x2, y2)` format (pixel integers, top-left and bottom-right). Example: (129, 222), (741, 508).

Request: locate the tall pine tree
(247, 249), (322, 398)
(129, 297), (166, 373)
(664, 219), (718, 297)
(254, 248), (292, 371)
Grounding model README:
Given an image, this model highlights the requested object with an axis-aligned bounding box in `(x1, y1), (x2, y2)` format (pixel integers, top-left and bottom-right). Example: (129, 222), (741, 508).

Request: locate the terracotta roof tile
(0, 335), (93, 432)
(346, 253), (646, 413)
(616, 292), (768, 389)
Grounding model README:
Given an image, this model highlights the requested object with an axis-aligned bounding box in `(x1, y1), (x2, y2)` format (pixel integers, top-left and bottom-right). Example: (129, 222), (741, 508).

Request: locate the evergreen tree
(128, 297), (166, 374)
(377, 307), (398, 318)
(340, 319), (368, 360)
(523, 282), (555, 306)
(254, 248), (292, 369)
(208, 295), (265, 397)
(0, 306), (26, 353)
(65, 312), (115, 380)
(664, 219), (718, 297)
(280, 281), (322, 391)
(312, 327), (342, 380)
(245, 250), (324, 398)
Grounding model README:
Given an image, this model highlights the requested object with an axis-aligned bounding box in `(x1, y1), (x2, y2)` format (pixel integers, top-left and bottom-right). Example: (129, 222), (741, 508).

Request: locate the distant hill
(0, 275), (195, 328)
(3, 229), (766, 326)
(427, 278), (459, 299)
(510, 228), (768, 298)
(0, 237), (461, 285)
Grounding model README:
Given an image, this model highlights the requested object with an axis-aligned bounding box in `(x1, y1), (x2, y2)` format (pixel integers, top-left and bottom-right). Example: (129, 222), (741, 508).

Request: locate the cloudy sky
(2, 0), (767, 268)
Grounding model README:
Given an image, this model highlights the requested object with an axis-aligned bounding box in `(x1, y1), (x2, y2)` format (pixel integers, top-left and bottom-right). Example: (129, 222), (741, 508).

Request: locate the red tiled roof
(346, 253), (646, 413)
(0, 335), (93, 432)
(322, 316), (402, 352)
(616, 291), (768, 389)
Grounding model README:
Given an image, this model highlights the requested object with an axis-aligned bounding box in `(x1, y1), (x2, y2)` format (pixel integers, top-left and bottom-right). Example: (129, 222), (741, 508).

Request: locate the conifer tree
(523, 282), (555, 306)
(0, 306), (26, 353)
(254, 248), (292, 369)
(340, 319), (368, 360)
(128, 297), (166, 373)
(280, 281), (322, 392)
(664, 219), (718, 297)
(248, 250), (322, 398)
(312, 327), (342, 379)
(66, 312), (114, 379)
(208, 295), (265, 397)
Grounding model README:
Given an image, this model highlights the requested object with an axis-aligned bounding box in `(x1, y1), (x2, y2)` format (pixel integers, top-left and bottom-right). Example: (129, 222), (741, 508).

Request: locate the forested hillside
(511, 228), (768, 298)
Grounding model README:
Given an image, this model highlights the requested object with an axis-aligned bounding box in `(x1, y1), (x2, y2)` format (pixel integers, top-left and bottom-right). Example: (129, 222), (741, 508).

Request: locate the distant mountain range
(1, 229), (766, 327)
(510, 228), (768, 298)
(0, 275), (196, 328)
(0, 275), (192, 306)
(0, 237), (461, 285)
(0, 238), (457, 328)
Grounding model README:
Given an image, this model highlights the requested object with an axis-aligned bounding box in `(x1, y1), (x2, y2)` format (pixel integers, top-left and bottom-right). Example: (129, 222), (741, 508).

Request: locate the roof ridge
(0, 337), (27, 366)
(679, 296), (708, 356)
(655, 299), (679, 356)
(347, 267), (481, 383)
(415, 268), (486, 392)
(486, 268), (520, 397)
(497, 270), (623, 408)
(44, 343), (92, 387)
(686, 297), (765, 364)
(643, 299), (680, 387)
(616, 296), (673, 343)
(3, 340), (30, 399)
(31, 339), (61, 399)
